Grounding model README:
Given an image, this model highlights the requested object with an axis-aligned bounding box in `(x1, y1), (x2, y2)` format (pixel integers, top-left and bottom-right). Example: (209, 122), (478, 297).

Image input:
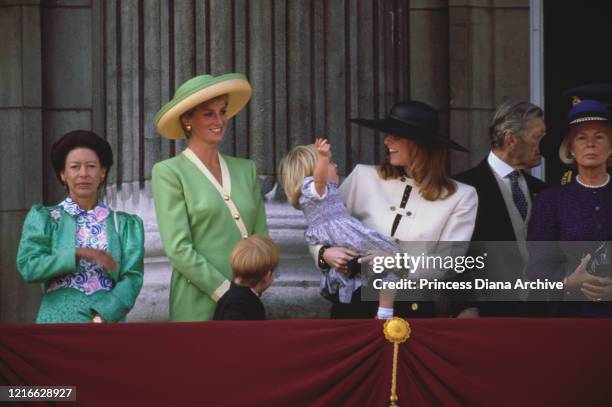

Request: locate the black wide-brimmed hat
(350, 101), (468, 152)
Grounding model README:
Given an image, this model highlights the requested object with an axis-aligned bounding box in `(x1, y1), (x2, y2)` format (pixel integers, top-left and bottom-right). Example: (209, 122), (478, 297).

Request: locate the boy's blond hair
(231, 234), (279, 286)
(279, 144), (317, 209)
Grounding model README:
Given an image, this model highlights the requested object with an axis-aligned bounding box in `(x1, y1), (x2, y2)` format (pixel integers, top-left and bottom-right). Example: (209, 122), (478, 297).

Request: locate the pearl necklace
(576, 173), (611, 189)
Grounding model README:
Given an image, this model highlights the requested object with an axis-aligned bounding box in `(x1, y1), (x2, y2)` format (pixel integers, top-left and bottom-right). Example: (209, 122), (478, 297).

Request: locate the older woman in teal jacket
(17, 130), (144, 323)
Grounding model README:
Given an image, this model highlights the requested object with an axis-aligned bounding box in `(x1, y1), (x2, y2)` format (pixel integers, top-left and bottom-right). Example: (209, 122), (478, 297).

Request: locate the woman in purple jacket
(528, 99), (612, 316)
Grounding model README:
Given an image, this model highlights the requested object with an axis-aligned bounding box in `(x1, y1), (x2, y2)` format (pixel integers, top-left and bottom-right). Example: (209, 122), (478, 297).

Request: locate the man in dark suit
(454, 100), (548, 317)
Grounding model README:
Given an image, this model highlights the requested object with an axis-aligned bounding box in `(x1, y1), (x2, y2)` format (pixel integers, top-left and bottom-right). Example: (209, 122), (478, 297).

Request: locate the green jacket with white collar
(152, 152), (268, 322)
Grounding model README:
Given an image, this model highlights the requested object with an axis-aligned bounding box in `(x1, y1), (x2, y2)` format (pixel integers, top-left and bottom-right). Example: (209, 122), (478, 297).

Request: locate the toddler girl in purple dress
(280, 139), (398, 318)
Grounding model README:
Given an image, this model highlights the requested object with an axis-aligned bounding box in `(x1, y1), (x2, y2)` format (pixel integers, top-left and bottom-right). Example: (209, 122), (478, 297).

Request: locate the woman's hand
(76, 248), (117, 273)
(358, 250), (391, 266)
(581, 277), (612, 301)
(565, 254), (593, 291)
(92, 313), (107, 323)
(323, 246), (359, 274)
(564, 254), (612, 300)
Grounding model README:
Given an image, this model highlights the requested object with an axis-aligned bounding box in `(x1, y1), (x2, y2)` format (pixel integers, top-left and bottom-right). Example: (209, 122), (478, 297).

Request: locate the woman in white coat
(314, 101), (478, 319)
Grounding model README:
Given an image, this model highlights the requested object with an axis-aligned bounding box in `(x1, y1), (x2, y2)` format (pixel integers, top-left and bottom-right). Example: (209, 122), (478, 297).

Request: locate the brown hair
(231, 235), (279, 286)
(179, 94), (229, 138)
(377, 139), (456, 201)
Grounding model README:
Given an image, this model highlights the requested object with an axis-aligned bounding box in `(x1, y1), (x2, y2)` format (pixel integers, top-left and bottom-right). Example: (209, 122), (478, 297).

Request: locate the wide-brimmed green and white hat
(154, 73), (252, 139)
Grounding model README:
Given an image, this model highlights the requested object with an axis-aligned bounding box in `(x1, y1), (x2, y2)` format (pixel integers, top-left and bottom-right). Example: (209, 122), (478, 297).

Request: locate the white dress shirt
(487, 151), (531, 263)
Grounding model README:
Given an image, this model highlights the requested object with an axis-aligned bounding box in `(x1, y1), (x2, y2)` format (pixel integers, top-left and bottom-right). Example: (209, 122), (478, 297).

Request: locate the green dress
(16, 203), (145, 323)
(152, 151), (268, 321)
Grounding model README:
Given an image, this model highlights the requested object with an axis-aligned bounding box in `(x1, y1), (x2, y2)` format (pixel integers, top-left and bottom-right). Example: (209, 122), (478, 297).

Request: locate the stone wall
(448, 0), (531, 171)
(0, 1), (44, 322)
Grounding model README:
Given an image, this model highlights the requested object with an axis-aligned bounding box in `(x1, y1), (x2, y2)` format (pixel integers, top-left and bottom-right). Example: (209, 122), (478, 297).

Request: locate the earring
(186, 124), (192, 133)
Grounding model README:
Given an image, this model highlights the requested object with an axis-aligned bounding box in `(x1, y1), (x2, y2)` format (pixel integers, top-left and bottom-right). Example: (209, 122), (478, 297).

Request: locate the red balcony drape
(1, 319), (611, 407)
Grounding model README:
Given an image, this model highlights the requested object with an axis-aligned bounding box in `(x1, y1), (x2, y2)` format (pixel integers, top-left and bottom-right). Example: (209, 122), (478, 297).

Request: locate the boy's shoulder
(213, 283), (265, 321)
(223, 283), (261, 303)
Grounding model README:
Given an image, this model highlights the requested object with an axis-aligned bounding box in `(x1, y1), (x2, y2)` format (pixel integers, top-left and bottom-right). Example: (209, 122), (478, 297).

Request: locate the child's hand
(315, 138), (331, 158)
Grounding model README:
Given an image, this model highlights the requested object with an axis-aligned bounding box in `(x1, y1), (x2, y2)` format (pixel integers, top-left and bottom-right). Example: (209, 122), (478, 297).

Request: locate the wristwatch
(92, 315), (104, 323)
(318, 245), (331, 271)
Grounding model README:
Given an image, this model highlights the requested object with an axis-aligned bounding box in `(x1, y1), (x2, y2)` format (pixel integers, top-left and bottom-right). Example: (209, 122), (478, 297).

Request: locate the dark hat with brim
(351, 101), (468, 152)
(563, 83), (612, 112)
(154, 73), (252, 139)
(541, 83), (612, 163)
(566, 99), (611, 126)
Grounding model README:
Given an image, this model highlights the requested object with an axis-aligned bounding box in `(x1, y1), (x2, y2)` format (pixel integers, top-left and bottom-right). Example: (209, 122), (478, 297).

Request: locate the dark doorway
(543, 0), (612, 184)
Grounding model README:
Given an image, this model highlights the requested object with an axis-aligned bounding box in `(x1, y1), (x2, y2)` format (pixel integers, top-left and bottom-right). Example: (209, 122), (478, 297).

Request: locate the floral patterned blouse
(46, 197), (115, 295)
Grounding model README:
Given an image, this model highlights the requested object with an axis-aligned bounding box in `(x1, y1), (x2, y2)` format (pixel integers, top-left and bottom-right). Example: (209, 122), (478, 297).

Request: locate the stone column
(449, 0), (530, 172)
(0, 0), (106, 322)
(0, 0), (43, 322)
(409, 0), (451, 136)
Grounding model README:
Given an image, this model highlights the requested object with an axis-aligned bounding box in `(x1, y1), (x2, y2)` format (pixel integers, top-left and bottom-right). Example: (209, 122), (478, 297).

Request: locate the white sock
(377, 307), (394, 320)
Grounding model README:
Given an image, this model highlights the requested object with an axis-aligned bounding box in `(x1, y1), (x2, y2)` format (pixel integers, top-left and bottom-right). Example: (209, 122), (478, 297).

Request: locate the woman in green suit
(152, 73), (268, 321)
(17, 130), (144, 323)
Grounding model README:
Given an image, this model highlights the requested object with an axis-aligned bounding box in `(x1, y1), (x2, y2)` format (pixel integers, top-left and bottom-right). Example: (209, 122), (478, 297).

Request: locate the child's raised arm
(313, 138), (331, 197)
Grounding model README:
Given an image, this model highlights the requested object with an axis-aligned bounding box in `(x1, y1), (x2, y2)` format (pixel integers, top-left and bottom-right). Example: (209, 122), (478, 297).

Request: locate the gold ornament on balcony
(383, 317), (411, 407)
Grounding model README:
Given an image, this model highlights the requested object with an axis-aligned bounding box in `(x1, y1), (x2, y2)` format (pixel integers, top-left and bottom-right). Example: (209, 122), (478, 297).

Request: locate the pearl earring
(186, 124), (192, 133)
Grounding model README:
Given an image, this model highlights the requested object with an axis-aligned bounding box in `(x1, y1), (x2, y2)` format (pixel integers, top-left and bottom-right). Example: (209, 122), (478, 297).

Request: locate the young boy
(213, 235), (279, 320)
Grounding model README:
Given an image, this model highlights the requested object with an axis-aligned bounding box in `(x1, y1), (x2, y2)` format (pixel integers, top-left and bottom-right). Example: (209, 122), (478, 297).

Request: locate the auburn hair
(231, 234), (279, 286)
(377, 139), (456, 201)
